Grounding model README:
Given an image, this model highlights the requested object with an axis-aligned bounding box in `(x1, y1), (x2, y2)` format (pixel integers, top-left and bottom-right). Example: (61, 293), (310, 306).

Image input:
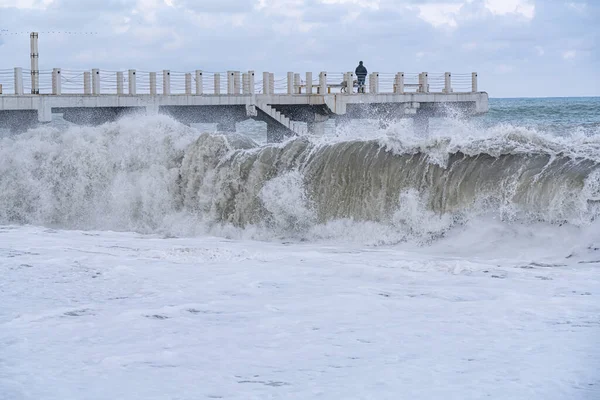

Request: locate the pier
(0, 33), (488, 141)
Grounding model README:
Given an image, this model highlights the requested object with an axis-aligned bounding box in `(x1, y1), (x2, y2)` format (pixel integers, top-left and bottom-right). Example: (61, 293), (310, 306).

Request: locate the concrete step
(256, 101), (302, 136)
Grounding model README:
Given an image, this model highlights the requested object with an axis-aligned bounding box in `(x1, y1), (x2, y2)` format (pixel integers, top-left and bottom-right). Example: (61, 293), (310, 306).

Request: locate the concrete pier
(0, 65), (488, 141)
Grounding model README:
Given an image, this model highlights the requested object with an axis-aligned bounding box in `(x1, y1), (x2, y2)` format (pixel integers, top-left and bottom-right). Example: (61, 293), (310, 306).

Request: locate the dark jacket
(355, 64), (368, 78)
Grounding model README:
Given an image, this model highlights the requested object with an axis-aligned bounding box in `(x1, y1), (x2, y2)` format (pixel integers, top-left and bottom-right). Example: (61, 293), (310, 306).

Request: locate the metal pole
(30, 32), (39, 94)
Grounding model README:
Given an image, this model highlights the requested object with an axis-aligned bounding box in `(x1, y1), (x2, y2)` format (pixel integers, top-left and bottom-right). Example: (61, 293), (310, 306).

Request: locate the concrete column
(116, 72), (124, 95)
(234, 71), (241, 95)
(242, 73), (249, 94)
(294, 73), (301, 94)
(92, 68), (100, 95)
(214, 73), (221, 95)
(422, 72), (429, 93)
(84, 72), (91, 95)
(263, 72), (270, 94)
(30, 32), (39, 94)
(444, 72), (452, 93)
(248, 71), (255, 95)
(14, 67), (23, 95)
(472, 72), (478, 92)
(397, 72), (404, 94)
(287, 72), (294, 94)
(163, 70), (171, 95)
(346, 72), (354, 94)
(149, 72), (157, 95)
(128, 69), (136, 95)
(306, 72), (312, 94)
(227, 71), (234, 94)
(269, 73), (275, 94)
(374, 72), (380, 93)
(52, 68), (61, 95)
(195, 70), (203, 94)
(185, 73), (192, 95)
(319, 71), (327, 94)
(308, 113), (329, 135)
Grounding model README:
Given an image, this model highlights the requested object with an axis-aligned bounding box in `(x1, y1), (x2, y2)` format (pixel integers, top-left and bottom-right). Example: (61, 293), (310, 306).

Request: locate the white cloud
(409, 3), (463, 28)
(535, 46), (544, 56)
(495, 64), (515, 74)
(563, 50), (577, 60)
(0, 0), (54, 9)
(319, 0), (380, 9)
(484, 0), (535, 20)
(566, 2), (587, 13)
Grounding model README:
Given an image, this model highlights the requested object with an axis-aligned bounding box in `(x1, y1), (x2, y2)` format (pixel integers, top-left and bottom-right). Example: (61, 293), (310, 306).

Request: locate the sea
(1, 97), (599, 399)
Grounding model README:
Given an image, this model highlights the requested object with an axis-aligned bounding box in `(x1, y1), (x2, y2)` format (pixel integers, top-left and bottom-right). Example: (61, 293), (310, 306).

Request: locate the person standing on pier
(355, 61), (368, 93)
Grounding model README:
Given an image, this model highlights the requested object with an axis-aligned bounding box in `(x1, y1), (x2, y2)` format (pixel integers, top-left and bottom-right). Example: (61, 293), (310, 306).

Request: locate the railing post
(163, 70), (171, 95)
(195, 70), (203, 94)
(52, 68), (61, 95)
(287, 72), (294, 94)
(242, 73), (249, 94)
(319, 71), (327, 94)
(444, 72), (452, 93)
(92, 68), (100, 95)
(472, 72), (478, 92)
(306, 72), (312, 94)
(234, 71), (241, 95)
(269, 73), (274, 94)
(30, 32), (39, 94)
(294, 73), (301, 94)
(117, 71), (124, 95)
(419, 72), (429, 93)
(214, 73), (221, 95)
(397, 72), (404, 94)
(149, 72), (157, 95)
(14, 67), (23, 95)
(248, 70), (255, 94)
(263, 72), (270, 94)
(128, 69), (136, 95)
(227, 71), (234, 94)
(185, 73), (192, 95)
(84, 71), (91, 95)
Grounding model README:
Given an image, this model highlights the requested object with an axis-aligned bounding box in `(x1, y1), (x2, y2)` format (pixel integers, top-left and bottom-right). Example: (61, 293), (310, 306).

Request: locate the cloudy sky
(0, 0), (598, 97)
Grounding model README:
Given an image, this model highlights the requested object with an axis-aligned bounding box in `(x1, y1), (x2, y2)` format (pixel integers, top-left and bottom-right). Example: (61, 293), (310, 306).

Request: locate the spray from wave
(0, 115), (599, 244)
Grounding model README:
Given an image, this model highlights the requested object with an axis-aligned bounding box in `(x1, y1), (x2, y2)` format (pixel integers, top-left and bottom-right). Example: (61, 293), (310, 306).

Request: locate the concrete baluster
(214, 73), (221, 95)
(248, 71), (255, 95)
(472, 72), (478, 92)
(92, 68), (100, 95)
(242, 73), (249, 94)
(150, 72), (157, 95)
(128, 69), (136, 95)
(319, 71), (327, 94)
(422, 72), (429, 93)
(294, 73), (301, 94)
(195, 70), (203, 94)
(84, 72), (91, 95)
(234, 71), (241, 95)
(346, 72), (354, 94)
(163, 70), (171, 95)
(263, 72), (270, 94)
(116, 72), (124, 95)
(52, 68), (61, 95)
(306, 72), (312, 94)
(287, 72), (294, 94)
(444, 72), (452, 93)
(185, 73), (192, 95)
(397, 72), (404, 94)
(227, 71), (234, 94)
(14, 67), (23, 95)
(269, 73), (274, 94)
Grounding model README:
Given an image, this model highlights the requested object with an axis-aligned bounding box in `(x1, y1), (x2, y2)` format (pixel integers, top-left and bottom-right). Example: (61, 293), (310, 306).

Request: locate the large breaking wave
(1, 115), (599, 243)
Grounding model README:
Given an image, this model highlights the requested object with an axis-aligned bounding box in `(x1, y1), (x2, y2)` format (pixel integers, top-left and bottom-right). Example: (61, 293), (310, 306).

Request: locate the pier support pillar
(308, 113), (329, 136)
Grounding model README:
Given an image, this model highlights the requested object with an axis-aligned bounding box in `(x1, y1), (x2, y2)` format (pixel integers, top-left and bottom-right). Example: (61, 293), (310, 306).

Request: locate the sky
(0, 0), (598, 97)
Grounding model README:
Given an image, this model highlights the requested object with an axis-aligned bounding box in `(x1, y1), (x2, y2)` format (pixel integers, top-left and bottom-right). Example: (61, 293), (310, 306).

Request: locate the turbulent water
(1, 97), (599, 243)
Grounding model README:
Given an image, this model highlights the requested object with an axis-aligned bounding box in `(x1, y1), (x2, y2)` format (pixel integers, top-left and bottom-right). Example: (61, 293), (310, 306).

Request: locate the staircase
(255, 100), (308, 136)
